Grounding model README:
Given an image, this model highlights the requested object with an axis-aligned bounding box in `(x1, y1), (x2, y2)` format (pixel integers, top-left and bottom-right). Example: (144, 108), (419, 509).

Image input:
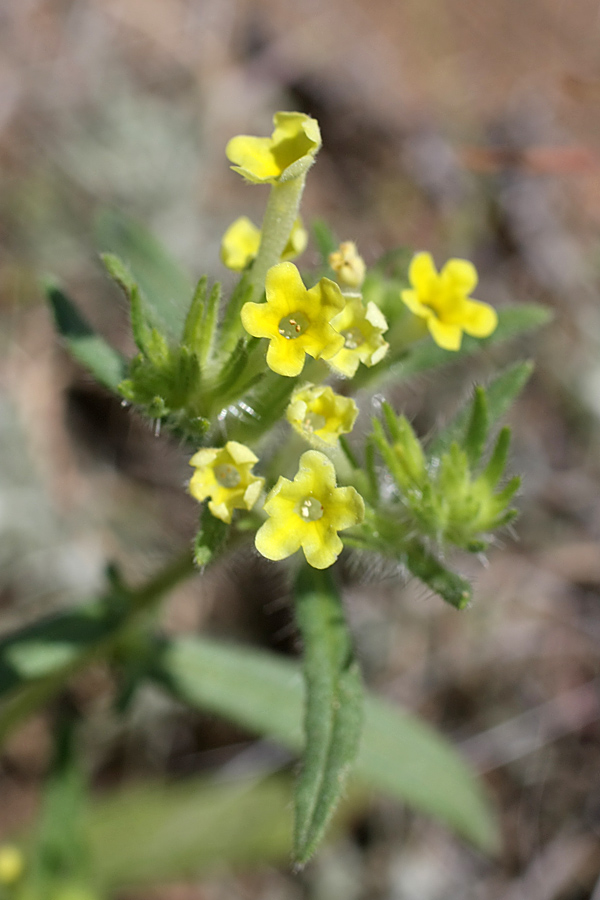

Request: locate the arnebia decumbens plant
(0, 110), (551, 894)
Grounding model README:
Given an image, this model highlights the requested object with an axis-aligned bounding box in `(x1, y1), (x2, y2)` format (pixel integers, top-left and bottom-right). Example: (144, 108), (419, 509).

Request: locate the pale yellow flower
(241, 262), (345, 377)
(401, 252), (498, 351)
(286, 384), (358, 446)
(255, 450), (364, 569)
(329, 241), (366, 289)
(0, 845), (24, 885)
(220, 216), (307, 271)
(226, 112), (321, 184)
(328, 296), (389, 377)
(189, 441), (264, 523)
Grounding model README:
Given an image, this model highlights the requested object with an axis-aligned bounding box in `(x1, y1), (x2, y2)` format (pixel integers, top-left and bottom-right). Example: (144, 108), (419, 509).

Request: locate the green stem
(248, 176), (307, 305)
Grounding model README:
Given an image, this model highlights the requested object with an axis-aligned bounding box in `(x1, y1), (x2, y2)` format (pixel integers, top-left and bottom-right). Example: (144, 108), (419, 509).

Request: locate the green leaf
(46, 284), (126, 392)
(96, 209), (192, 341)
(154, 635), (498, 852)
(355, 304), (549, 388)
(429, 361), (533, 459)
(0, 552), (197, 742)
(87, 776), (294, 889)
(293, 567), (364, 864)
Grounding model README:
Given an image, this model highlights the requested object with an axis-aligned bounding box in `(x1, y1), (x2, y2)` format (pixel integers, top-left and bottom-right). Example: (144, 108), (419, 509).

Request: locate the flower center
(298, 495), (324, 521)
(303, 412), (327, 433)
(214, 463), (241, 488)
(341, 327), (364, 350)
(278, 311), (309, 340)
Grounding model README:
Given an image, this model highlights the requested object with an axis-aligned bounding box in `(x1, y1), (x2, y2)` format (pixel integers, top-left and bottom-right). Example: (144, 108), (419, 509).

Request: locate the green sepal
(482, 426), (511, 487)
(464, 386), (489, 467)
(404, 540), (472, 610)
(193, 506), (230, 569)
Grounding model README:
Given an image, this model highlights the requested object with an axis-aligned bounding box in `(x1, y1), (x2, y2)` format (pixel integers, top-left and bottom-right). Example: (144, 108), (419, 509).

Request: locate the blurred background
(1, 0), (600, 897)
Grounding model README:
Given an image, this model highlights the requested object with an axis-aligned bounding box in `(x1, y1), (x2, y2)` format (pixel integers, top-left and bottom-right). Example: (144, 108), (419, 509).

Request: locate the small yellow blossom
(220, 216), (308, 271)
(226, 112), (321, 184)
(286, 384), (358, 446)
(189, 441), (264, 523)
(255, 450), (364, 569)
(401, 252), (498, 351)
(329, 241), (366, 289)
(241, 262), (345, 377)
(0, 845), (24, 885)
(328, 296), (389, 377)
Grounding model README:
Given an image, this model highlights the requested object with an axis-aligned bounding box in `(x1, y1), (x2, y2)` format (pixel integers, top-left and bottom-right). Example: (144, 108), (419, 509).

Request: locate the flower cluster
(184, 112), (504, 571)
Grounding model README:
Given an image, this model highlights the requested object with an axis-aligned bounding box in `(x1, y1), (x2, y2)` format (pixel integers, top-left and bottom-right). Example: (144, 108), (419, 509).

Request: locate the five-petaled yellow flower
(328, 296), (389, 377)
(221, 216), (308, 271)
(226, 112), (321, 184)
(329, 241), (366, 289)
(401, 252), (498, 351)
(189, 441), (264, 523)
(241, 262), (345, 377)
(255, 450), (364, 569)
(286, 384), (358, 447)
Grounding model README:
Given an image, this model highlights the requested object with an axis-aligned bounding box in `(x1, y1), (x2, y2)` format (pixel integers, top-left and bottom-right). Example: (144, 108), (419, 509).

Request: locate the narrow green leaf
(96, 209), (192, 341)
(429, 361), (533, 459)
(293, 567), (364, 864)
(463, 387), (489, 467)
(154, 636), (498, 852)
(46, 284), (126, 391)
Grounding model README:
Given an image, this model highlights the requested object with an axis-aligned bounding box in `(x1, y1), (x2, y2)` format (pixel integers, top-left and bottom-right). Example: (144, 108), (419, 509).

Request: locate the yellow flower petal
(301, 521), (343, 569)
(255, 514), (303, 560)
(408, 252), (437, 295)
(441, 258), (478, 294)
(461, 299), (498, 338)
(266, 335), (306, 377)
(427, 317), (463, 351)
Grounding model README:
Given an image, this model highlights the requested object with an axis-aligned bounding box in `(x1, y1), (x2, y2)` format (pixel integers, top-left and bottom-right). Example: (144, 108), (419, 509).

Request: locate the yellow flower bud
(0, 845), (24, 885)
(329, 241), (366, 289)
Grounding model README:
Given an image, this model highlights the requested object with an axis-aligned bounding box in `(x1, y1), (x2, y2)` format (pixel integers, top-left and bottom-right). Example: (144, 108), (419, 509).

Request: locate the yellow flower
(226, 112), (321, 184)
(255, 450), (364, 569)
(189, 441), (264, 523)
(329, 241), (366, 289)
(0, 845), (24, 885)
(401, 252), (498, 351)
(241, 262), (345, 377)
(221, 216), (308, 271)
(286, 384), (358, 446)
(328, 296), (389, 377)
